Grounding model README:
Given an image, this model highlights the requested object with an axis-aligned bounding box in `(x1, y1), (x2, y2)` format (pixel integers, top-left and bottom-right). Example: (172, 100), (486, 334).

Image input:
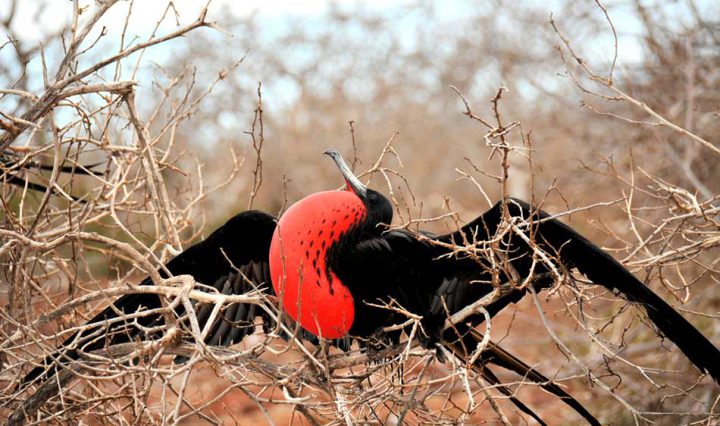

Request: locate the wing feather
(22, 211), (278, 385)
(435, 198), (720, 382)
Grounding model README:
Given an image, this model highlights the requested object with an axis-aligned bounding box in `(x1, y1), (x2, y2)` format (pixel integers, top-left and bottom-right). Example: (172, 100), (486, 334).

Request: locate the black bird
(20, 150), (720, 425)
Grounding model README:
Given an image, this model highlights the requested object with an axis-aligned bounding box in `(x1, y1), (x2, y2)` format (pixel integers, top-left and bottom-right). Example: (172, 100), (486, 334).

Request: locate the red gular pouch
(269, 190), (366, 339)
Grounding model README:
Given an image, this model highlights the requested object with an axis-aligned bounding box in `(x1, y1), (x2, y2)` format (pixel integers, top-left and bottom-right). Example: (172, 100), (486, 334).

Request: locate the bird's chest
(268, 191), (366, 339)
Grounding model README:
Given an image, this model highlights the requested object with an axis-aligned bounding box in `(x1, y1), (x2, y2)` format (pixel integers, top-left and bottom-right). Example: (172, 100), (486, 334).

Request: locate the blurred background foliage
(3, 0), (718, 223)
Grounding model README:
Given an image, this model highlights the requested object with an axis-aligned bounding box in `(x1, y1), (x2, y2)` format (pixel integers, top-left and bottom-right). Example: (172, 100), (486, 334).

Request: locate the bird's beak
(323, 149), (368, 198)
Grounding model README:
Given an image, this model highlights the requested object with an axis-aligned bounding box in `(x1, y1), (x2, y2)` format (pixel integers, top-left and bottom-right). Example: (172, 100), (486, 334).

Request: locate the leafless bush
(1, 0), (719, 424)
(0, 1), (248, 422)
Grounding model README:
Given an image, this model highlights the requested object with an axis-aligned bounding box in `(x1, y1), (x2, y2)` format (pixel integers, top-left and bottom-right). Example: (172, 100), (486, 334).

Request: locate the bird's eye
(368, 193), (379, 204)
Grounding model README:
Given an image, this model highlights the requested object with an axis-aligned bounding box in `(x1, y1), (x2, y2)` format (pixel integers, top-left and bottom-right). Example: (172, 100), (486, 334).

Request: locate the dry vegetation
(1, 0), (719, 424)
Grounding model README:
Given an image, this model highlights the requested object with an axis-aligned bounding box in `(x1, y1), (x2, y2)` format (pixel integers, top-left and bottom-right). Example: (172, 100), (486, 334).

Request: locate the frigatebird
(19, 150), (720, 425)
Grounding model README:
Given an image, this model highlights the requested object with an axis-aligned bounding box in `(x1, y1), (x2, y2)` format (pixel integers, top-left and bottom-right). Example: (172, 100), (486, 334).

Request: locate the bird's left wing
(434, 197), (720, 383)
(344, 230), (598, 424)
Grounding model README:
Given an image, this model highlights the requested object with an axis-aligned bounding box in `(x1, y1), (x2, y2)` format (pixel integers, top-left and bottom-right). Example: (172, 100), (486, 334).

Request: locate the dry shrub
(1, 0), (718, 424)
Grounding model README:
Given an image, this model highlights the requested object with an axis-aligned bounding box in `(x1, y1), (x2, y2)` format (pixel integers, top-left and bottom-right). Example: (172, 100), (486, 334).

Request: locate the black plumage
(20, 151), (720, 426)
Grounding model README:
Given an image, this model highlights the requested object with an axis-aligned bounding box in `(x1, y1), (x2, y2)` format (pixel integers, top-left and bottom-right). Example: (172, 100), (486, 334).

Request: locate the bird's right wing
(22, 210), (280, 386)
(195, 260), (277, 348)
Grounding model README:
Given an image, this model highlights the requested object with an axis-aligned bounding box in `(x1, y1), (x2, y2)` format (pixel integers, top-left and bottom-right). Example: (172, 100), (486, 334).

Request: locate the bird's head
(324, 149), (393, 232)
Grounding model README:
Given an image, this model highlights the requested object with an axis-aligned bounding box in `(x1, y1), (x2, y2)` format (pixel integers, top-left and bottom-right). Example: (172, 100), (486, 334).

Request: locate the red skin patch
(269, 191), (366, 339)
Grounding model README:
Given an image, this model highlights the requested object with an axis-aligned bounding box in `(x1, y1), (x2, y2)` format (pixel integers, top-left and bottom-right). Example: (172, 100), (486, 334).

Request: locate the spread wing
(341, 197), (720, 423)
(22, 210), (278, 385)
(339, 227), (598, 424)
(432, 197), (720, 382)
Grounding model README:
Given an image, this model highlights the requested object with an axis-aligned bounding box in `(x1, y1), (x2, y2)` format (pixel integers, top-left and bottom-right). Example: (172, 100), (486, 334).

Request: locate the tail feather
(479, 367), (548, 426)
(443, 325), (600, 425)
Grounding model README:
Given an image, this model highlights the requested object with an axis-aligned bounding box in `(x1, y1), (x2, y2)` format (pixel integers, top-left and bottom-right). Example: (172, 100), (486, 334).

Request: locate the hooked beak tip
(323, 148), (367, 197)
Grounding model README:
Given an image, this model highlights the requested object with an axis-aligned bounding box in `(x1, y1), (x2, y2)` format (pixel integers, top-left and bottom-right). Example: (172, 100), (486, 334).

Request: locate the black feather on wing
(336, 228), (598, 424)
(22, 210), (280, 385)
(339, 197), (720, 423)
(433, 197), (720, 382)
(196, 260), (276, 348)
